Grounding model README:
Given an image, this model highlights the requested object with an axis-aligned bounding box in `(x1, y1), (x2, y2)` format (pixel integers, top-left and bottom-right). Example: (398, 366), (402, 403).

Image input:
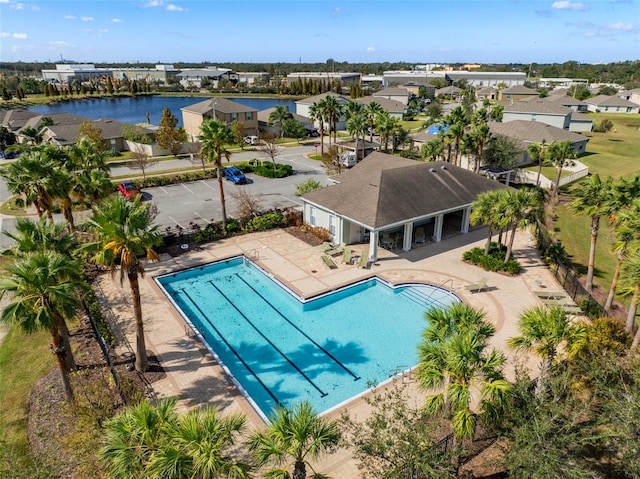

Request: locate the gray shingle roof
(488, 120), (588, 144)
(257, 107), (308, 124)
(585, 95), (638, 107)
(373, 87), (410, 97)
(302, 152), (508, 229)
(180, 97), (257, 115)
(43, 118), (150, 145)
(295, 92), (350, 105)
(498, 100), (571, 115)
(355, 96), (406, 113)
(500, 85), (538, 95)
(0, 109), (40, 131)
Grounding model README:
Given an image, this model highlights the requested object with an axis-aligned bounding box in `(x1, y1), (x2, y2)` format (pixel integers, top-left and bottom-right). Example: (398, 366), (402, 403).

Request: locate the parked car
(306, 128), (320, 137)
(224, 167), (247, 184)
(118, 180), (141, 199)
(244, 135), (259, 145)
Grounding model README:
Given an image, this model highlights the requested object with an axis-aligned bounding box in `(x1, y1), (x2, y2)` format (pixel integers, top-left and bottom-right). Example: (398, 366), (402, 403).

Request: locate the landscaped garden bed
(463, 242), (522, 275)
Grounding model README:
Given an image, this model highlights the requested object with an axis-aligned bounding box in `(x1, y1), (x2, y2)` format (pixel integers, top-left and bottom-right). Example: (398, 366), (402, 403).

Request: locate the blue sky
(1, 0), (638, 64)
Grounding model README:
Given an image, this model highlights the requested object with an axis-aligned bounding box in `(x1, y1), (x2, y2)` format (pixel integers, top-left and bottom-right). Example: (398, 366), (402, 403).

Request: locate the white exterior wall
(587, 104), (640, 114)
(502, 112), (570, 130)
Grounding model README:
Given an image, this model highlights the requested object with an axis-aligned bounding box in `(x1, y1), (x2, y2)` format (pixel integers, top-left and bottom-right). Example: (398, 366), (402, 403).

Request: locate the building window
(329, 214), (336, 235)
(531, 114), (536, 121)
(231, 113), (238, 121)
(246, 112), (253, 120)
(310, 207), (316, 226)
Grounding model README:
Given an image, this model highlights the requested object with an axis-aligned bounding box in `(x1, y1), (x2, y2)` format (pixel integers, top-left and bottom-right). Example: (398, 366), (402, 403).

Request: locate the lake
(28, 96), (299, 127)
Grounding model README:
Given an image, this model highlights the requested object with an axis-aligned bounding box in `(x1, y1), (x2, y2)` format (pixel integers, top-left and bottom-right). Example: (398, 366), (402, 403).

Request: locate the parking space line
(159, 186), (170, 194)
(181, 183), (195, 194)
(200, 180), (216, 191)
(168, 216), (185, 229)
(194, 213), (211, 223)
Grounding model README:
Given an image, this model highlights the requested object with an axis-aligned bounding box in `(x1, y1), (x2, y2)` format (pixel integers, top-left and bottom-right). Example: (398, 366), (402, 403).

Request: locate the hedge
(462, 242), (522, 275)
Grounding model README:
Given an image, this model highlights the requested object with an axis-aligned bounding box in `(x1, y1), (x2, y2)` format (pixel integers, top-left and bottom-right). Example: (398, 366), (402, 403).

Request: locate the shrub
(295, 178), (322, 196)
(462, 242), (522, 275)
(243, 212), (285, 232)
(254, 163), (293, 178)
(83, 290), (115, 345)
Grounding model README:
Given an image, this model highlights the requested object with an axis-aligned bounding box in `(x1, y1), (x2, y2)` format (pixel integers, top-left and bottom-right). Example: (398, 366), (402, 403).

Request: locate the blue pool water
(156, 257), (459, 418)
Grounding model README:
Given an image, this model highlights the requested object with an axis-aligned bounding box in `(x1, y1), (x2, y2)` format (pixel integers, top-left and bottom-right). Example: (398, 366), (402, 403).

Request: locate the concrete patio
(94, 225), (568, 477)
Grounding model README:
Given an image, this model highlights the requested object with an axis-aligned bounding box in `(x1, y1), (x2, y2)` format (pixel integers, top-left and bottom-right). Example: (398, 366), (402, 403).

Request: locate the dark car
(118, 180), (141, 199)
(224, 167), (247, 184)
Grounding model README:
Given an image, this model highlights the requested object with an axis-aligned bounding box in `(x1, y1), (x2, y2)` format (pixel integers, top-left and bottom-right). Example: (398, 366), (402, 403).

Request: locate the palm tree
(198, 118), (234, 230)
(268, 105), (294, 138)
(308, 101), (327, 156)
(508, 306), (587, 395)
(75, 169), (114, 204)
(416, 303), (510, 441)
(467, 123), (491, 173)
(620, 250), (640, 336)
(102, 397), (253, 479)
(502, 189), (542, 263)
(2, 217), (78, 257)
(548, 140), (576, 203)
(0, 251), (87, 401)
(527, 139), (548, 187)
(420, 138), (444, 162)
(19, 125), (43, 145)
(376, 111), (399, 152)
(345, 105), (367, 161)
(84, 195), (162, 372)
(364, 101), (383, 142)
(604, 199), (640, 312)
(570, 174), (614, 292)
(248, 401), (341, 479)
(322, 95), (343, 147)
(470, 189), (507, 256)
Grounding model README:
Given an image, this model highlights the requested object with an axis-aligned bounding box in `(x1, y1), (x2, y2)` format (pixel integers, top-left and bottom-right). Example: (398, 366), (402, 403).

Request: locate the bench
(321, 255), (338, 269)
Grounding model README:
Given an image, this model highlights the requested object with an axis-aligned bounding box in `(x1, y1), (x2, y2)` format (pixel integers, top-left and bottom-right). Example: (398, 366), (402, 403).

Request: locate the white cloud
(13, 2), (24, 9)
(366, 46), (376, 52)
(49, 41), (73, 47)
(0, 32), (10, 37)
(65, 15), (76, 19)
(551, 1), (588, 11)
(112, 18), (122, 23)
(608, 22), (634, 31)
(331, 7), (342, 16)
(99, 28), (109, 33)
(81, 16), (94, 21)
(13, 32), (28, 39)
(145, 0), (164, 7)
(166, 4), (184, 11)
(0, 0), (10, 4)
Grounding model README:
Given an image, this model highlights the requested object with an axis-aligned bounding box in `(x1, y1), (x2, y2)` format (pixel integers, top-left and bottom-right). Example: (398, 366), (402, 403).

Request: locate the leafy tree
(508, 306), (587, 395)
(0, 251), (87, 402)
(570, 174), (614, 292)
(482, 134), (521, 168)
(416, 303), (511, 442)
(101, 397), (252, 479)
(282, 118), (307, 142)
(490, 104), (504, 122)
(248, 401), (341, 479)
(84, 195), (162, 372)
(155, 107), (187, 155)
(294, 178), (322, 196)
(260, 133), (281, 171)
(0, 125), (17, 151)
(340, 379), (458, 479)
(120, 124), (152, 144)
(230, 119), (246, 148)
(78, 121), (110, 152)
(198, 118), (234, 229)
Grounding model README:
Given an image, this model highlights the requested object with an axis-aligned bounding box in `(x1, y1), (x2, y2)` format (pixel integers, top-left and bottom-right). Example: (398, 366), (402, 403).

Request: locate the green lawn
(524, 165), (571, 179)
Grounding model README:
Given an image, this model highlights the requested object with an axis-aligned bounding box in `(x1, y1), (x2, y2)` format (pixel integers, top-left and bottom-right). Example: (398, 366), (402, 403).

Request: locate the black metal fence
(534, 221), (606, 318)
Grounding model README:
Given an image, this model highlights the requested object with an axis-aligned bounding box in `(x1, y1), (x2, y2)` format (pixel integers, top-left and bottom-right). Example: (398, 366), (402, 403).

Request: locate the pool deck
(95, 226), (569, 477)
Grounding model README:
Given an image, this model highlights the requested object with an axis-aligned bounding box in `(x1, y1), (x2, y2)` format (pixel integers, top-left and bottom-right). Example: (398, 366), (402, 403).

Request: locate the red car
(118, 181), (141, 199)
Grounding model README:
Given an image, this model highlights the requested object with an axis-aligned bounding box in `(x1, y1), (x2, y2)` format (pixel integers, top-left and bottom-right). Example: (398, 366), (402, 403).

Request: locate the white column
(369, 231), (379, 261)
(403, 223), (413, 251)
(433, 214), (444, 242)
(461, 207), (471, 233)
(505, 171), (511, 187)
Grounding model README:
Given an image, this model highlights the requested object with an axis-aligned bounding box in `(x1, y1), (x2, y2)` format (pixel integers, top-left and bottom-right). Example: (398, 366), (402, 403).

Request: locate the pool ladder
(389, 365), (414, 383)
(248, 248), (259, 260)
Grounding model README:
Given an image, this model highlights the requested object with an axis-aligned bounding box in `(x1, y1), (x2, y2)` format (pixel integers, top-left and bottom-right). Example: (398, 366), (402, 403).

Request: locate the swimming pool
(156, 257), (459, 419)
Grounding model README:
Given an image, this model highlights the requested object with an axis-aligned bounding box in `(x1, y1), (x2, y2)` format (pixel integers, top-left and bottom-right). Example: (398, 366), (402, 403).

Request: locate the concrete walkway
(94, 226), (570, 477)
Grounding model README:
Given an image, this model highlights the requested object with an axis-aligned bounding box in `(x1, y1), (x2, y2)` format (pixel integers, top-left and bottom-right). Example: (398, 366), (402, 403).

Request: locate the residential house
(401, 81), (435, 97)
(499, 100), (573, 130)
(301, 152), (508, 262)
(372, 87), (411, 106)
(335, 138), (380, 161)
(539, 94), (589, 113)
(356, 96), (406, 120)
(295, 92), (350, 131)
(497, 85), (538, 101)
(585, 95), (640, 114)
(257, 107), (312, 137)
(435, 86), (462, 100)
(476, 86), (498, 101)
(16, 113), (94, 144)
(0, 109), (40, 133)
(487, 120), (589, 164)
(180, 97), (258, 140)
(618, 88), (640, 106)
(41, 118), (149, 152)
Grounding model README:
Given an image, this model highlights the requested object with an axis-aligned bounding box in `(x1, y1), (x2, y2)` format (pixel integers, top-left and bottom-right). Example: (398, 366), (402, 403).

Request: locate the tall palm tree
(548, 140), (576, 203)
(420, 138), (444, 162)
(346, 105), (367, 161)
(84, 195), (162, 372)
(620, 250), (640, 335)
(508, 305), (587, 395)
(604, 199), (640, 312)
(527, 139), (548, 187)
(364, 101), (383, 142)
(502, 189), (542, 263)
(416, 303), (510, 441)
(322, 95), (343, 147)
(467, 123), (491, 173)
(268, 105), (294, 138)
(198, 118), (234, 229)
(75, 169), (114, 205)
(570, 174), (614, 292)
(2, 217), (79, 257)
(102, 397), (253, 479)
(67, 137), (111, 174)
(376, 111), (399, 152)
(0, 251), (87, 401)
(248, 401), (341, 479)
(308, 100), (327, 156)
(470, 189), (508, 256)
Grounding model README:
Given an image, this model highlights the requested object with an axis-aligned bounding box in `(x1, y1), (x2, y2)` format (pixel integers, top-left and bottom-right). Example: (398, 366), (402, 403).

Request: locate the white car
(244, 135), (259, 145)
